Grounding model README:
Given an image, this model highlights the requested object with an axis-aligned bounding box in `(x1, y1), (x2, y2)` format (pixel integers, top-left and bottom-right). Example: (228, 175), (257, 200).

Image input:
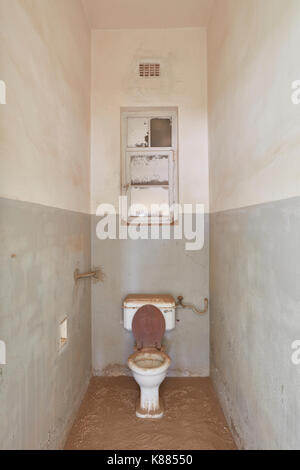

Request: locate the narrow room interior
(1, 0), (299, 451)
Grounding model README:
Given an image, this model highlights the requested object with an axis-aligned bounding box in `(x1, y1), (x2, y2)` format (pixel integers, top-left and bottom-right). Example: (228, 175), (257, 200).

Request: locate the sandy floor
(65, 377), (236, 450)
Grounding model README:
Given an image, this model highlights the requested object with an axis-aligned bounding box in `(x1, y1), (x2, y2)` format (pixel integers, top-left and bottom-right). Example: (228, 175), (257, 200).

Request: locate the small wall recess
(0, 340), (6, 364)
(59, 318), (68, 349)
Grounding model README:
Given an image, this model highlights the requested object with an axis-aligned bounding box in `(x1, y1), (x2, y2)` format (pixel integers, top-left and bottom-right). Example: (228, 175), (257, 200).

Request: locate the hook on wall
(74, 267), (105, 283)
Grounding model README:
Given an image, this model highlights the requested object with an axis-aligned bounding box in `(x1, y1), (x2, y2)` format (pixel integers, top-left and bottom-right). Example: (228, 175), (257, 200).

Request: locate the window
(121, 109), (178, 224)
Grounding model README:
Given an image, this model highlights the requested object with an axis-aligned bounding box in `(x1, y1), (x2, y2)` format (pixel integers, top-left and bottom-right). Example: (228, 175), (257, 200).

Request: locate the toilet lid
(132, 304), (166, 350)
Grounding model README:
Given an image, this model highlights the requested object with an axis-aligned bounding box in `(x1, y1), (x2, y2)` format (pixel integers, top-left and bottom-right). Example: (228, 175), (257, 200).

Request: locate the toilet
(123, 294), (176, 419)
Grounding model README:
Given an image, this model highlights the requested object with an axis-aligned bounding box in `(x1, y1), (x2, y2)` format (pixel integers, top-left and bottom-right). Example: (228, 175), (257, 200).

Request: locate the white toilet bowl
(123, 297), (176, 418)
(128, 349), (171, 418)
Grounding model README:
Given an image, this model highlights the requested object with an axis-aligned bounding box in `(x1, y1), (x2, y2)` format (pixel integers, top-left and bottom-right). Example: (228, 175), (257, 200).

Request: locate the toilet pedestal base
(136, 396), (164, 419)
(128, 349), (171, 419)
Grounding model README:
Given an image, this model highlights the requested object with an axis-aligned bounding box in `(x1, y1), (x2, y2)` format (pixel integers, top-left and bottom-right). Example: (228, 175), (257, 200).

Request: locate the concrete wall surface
(210, 198), (300, 449)
(92, 216), (210, 376)
(0, 199), (91, 449)
(0, 0), (91, 213)
(0, 0), (92, 449)
(208, 0), (300, 449)
(208, 0), (300, 214)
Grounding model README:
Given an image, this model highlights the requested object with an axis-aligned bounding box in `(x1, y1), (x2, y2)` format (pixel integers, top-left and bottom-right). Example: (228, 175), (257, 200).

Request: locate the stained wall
(208, 0), (300, 449)
(0, 0), (91, 449)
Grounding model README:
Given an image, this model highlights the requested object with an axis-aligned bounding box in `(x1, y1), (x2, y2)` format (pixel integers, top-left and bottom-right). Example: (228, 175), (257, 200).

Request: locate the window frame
(121, 108), (178, 225)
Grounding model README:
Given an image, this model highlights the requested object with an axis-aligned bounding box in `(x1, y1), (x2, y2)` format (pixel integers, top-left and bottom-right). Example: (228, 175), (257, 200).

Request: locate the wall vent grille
(139, 63), (160, 78)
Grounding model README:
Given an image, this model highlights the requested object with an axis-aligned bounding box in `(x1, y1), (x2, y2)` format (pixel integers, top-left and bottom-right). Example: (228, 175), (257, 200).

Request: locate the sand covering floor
(65, 377), (236, 450)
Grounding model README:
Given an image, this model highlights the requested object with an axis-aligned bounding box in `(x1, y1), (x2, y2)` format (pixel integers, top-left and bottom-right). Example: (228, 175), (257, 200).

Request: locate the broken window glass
(127, 117), (149, 148)
(150, 118), (172, 147)
(130, 153), (169, 186)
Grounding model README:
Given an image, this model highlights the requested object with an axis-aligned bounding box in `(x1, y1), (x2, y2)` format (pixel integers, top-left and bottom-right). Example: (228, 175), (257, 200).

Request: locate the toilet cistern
(123, 294), (176, 419)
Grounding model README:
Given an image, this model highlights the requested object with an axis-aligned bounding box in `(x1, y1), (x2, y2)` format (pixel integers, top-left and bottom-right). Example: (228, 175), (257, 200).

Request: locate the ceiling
(81, 0), (215, 29)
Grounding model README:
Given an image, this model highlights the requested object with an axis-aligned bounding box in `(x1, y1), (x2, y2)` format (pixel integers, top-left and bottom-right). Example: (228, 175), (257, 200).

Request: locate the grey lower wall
(0, 198), (91, 450)
(210, 197), (300, 450)
(92, 215), (210, 377)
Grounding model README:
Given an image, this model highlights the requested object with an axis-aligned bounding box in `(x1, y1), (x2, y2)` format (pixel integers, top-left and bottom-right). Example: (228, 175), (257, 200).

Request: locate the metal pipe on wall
(175, 296), (208, 315)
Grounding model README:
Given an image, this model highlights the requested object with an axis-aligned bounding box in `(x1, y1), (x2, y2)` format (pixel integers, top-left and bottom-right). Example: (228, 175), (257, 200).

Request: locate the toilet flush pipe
(175, 296), (208, 315)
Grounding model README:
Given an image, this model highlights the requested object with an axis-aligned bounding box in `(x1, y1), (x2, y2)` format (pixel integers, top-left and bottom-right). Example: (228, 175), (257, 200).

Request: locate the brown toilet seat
(132, 304), (166, 350)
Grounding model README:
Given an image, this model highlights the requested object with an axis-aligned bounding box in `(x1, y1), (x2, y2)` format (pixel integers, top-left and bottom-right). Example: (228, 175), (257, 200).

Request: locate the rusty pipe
(74, 268), (104, 283)
(175, 296), (208, 315)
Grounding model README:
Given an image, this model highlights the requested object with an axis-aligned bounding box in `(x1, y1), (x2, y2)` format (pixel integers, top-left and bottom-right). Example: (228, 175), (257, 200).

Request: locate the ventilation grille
(139, 63), (160, 78)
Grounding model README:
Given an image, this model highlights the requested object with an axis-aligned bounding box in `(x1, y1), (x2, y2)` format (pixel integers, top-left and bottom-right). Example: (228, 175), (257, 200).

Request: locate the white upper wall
(0, 0), (91, 213)
(91, 28), (209, 213)
(82, 0), (215, 29)
(208, 0), (300, 213)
